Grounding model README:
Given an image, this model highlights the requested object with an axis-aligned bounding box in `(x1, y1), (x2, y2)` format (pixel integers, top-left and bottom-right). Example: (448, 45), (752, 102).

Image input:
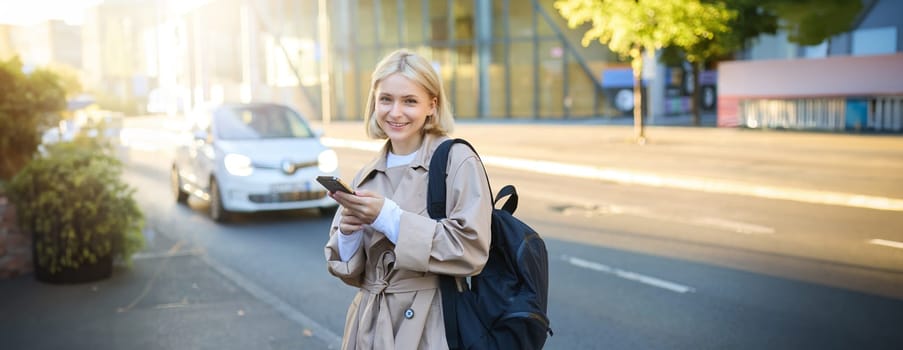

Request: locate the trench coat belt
(358, 275), (439, 350)
(362, 275), (439, 295)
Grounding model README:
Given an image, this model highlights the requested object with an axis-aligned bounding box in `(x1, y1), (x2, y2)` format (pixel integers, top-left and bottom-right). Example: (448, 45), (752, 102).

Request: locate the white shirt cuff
(370, 198), (402, 244)
(337, 230), (363, 262)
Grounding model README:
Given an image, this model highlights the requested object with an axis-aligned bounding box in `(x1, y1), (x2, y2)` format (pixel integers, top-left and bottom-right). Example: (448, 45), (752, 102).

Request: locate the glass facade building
(324, 0), (622, 121)
(88, 0), (637, 121)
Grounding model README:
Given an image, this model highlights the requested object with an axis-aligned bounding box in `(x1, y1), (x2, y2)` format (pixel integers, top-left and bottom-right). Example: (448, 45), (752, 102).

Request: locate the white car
(40, 113), (127, 160)
(171, 103), (340, 222)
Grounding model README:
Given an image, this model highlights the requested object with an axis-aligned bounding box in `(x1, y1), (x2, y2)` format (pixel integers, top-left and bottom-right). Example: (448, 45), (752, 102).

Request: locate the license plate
(270, 182), (310, 193)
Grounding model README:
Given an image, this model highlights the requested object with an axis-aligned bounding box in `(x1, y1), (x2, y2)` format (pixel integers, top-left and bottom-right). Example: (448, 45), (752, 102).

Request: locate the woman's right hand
(331, 191), (378, 235)
(330, 190), (385, 228)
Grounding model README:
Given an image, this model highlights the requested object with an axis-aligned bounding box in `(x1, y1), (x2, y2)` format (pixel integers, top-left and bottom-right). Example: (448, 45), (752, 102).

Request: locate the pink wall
(717, 54), (903, 127)
(718, 53), (903, 98)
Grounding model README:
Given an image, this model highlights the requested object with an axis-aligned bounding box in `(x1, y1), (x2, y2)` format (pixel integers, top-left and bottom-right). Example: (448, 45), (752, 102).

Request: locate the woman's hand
(337, 212), (368, 235)
(330, 189), (385, 230)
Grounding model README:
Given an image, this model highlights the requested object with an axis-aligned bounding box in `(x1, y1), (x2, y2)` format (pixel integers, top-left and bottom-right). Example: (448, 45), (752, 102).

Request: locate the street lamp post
(318, 0), (331, 124)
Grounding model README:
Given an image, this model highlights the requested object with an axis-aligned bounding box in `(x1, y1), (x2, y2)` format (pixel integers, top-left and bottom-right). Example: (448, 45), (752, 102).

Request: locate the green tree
(45, 63), (85, 99)
(555, 0), (734, 142)
(767, 0), (862, 46)
(0, 56), (67, 180)
(660, 0), (778, 125)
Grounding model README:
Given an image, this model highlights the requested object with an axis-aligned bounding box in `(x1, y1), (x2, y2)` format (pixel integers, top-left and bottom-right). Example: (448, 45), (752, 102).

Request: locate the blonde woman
(324, 49), (492, 349)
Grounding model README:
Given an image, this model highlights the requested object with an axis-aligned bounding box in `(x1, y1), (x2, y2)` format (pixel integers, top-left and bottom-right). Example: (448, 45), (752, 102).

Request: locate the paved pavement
(3, 116), (901, 350)
(0, 229), (336, 350)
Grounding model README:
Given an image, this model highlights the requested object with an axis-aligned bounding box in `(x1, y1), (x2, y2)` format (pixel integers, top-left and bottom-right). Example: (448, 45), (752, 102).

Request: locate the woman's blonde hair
(364, 49), (454, 139)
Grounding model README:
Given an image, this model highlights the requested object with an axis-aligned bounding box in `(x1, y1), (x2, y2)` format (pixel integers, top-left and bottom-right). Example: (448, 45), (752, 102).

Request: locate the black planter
(34, 255), (113, 284)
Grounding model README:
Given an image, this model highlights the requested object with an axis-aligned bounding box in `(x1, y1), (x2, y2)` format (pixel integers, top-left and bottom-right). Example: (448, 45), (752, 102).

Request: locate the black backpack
(427, 138), (553, 350)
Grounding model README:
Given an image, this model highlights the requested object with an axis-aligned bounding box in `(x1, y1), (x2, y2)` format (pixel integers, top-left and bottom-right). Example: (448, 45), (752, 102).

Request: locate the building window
(852, 27), (897, 56)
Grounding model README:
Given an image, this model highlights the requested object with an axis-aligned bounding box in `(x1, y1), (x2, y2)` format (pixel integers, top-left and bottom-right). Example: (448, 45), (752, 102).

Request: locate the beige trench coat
(325, 133), (492, 350)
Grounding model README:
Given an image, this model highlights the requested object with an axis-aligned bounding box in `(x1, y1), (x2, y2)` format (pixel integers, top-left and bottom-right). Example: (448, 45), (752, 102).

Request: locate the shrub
(0, 56), (67, 181)
(6, 139), (144, 274)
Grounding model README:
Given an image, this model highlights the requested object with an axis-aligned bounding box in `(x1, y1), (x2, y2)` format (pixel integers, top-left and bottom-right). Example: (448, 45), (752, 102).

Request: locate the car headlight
(224, 153), (253, 176)
(318, 149), (338, 173)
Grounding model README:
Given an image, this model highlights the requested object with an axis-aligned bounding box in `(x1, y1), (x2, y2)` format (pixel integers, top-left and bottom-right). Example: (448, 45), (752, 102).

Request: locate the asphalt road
(120, 130), (903, 350)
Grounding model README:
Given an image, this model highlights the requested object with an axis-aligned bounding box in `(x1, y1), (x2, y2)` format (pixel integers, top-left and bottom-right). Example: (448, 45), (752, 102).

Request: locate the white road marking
(690, 217), (775, 235)
(153, 300), (191, 310)
(323, 137), (903, 212)
(481, 155), (903, 212)
(868, 239), (903, 250)
(131, 250), (202, 260)
(562, 255), (695, 294)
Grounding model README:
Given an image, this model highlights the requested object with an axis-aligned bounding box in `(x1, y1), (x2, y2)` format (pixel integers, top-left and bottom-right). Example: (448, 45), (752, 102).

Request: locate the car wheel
(171, 166), (188, 204)
(209, 179), (231, 223)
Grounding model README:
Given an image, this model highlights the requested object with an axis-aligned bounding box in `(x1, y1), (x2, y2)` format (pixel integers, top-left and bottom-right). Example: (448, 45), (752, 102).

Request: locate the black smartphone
(316, 175), (355, 194)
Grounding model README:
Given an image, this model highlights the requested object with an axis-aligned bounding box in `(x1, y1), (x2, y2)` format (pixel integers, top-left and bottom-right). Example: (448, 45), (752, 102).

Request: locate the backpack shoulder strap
(427, 138), (487, 219)
(427, 138), (468, 349)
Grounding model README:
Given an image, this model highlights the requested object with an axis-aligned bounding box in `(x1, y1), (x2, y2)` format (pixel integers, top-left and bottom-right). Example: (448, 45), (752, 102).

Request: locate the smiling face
(374, 73), (437, 155)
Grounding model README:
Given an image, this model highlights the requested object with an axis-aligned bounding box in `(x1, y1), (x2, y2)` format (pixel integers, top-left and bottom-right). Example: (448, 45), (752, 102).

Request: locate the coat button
(404, 308), (415, 319)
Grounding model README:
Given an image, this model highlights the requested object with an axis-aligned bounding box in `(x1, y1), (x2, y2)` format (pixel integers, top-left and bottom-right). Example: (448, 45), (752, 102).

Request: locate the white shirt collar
(386, 150), (418, 168)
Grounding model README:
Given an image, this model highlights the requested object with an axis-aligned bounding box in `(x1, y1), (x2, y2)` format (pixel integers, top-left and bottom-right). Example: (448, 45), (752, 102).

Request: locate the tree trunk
(691, 61), (702, 126)
(632, 55), (645, 143)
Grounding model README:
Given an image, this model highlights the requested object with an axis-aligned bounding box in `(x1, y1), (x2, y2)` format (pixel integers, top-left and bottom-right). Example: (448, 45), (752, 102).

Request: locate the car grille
(248, 190), (328, 203)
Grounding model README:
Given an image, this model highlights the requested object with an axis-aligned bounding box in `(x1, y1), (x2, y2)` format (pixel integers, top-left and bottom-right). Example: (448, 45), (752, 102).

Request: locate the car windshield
(212, 105), (314, 140)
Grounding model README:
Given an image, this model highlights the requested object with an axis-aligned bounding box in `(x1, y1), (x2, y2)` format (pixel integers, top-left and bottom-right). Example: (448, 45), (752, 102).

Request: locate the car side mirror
(313, 128), (325, 138)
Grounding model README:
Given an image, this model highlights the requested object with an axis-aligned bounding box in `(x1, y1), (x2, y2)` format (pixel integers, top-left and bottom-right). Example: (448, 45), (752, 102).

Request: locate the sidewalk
(0, 230), (335, 350)
(313, 120), (903, 211)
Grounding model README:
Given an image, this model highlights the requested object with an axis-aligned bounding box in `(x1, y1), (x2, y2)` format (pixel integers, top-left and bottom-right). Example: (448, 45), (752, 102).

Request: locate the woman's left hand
(330, 189), (385, 225)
